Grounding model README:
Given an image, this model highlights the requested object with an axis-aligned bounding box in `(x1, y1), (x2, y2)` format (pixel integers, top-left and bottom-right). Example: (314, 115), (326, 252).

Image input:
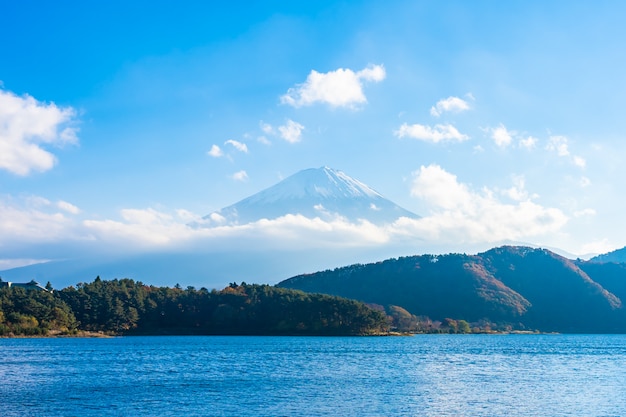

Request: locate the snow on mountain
(199, 166), (419, 226)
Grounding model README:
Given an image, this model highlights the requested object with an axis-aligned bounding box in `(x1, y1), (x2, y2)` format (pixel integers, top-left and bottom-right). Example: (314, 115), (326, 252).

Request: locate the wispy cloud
(0, 194), (82, 248)
(280, 64), (385, 109)
(546, 135), (586, 168)
(430, 96), (471, 117)
(57, 200), (81, 215)
(519, 136), (538, 150)
(259, 121), (274, 135)
(574, 208), (596, 217)
(225, 139), (248, 153)
(546, 135), (570, 156)
(395, 123), (468, 143)
(0, 88), (79, 175)
(278, 119), (305, 143)
(580, 176), (591, 187)
(501, 175), (534, 202)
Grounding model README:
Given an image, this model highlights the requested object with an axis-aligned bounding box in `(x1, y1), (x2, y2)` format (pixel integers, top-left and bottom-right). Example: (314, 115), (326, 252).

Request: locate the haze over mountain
(2, 164), (621, 294)
(0, 167), (422, 289)
(198, 166), (419, 226)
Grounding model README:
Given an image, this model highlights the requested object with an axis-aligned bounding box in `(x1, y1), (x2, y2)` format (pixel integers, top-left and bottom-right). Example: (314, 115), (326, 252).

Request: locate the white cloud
(488, 124), (514, 148)
(25, 195), (52, 208)
(209, 212), (226, 224)
(0, 195), (82, 247)
(57, 200), (81, 214)
(121, 208), (173, 225)
(85, 215), (190, 247)
(430, 96), (471, 117)
(207, 144), (223, 157)
(259, 120), (304, 144)
(232, 170), (248, 182)
(519, 136), (538, 149)
(0, 88), (79, 175)
(573, 155), (586, 168)
(278, 119), (304, 143)
(546, 135), (570, 156)
(404, 164), (568, 243)
(394, 123), (468, 143)
(225, 139), (248, 153)
(280, 64), (386, 109)
(84, 209), (390, 250)
(176, 209), (199, 223)
(0, 193), (388, 254)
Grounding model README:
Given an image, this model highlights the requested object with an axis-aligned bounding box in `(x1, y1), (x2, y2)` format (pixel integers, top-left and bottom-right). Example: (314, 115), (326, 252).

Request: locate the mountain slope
(199, 166), (419, 225)
(278, 246), (625, 332)
(576, 260), (626, 302)
(279, 252), (532, 324)
(480, 246), (621, 332)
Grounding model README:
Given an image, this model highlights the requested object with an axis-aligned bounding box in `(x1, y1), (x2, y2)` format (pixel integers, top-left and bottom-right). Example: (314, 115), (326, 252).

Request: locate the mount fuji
(200, 166), (419, 226)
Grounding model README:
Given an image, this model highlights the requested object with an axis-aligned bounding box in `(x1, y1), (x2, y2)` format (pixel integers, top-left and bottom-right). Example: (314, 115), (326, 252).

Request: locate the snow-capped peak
(198, 166), (419, 226)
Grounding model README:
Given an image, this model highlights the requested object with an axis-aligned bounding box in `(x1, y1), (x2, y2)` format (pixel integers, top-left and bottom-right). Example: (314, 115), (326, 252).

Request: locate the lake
(1, 335), (626, 416)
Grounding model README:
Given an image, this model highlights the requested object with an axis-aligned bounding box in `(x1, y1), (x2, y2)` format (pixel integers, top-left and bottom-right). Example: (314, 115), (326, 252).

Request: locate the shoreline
(1, 330), (564, 338)
(1, 330), (114, 339)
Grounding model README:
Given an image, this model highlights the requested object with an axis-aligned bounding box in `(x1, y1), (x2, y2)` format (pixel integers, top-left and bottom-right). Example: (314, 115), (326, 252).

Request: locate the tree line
(0, 277), (390, 336)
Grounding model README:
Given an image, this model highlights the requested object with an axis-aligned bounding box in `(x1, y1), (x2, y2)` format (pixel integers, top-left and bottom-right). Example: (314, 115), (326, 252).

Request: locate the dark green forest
(0, 278), (389, 336)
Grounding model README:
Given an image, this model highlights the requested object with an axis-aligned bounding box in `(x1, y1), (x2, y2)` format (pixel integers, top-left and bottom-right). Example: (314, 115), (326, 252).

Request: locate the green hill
(279, 246), (625, 333)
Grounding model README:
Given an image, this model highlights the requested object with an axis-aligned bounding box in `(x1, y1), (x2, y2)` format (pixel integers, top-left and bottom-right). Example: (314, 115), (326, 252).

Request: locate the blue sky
(2, 1), (626, 270)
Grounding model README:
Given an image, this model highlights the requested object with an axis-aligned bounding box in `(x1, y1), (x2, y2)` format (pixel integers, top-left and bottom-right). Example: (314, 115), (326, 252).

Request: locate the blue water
(1, 335), (626, 416)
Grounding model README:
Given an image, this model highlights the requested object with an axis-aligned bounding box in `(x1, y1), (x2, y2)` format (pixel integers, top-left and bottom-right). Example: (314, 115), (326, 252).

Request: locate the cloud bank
(403, 164), (568, 243)
(0, 164), (570, 267)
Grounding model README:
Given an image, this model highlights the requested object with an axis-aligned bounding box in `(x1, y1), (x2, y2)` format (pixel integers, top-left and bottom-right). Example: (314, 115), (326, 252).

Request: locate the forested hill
(0, 279), (388, 336)
(278, 246), (626, 333)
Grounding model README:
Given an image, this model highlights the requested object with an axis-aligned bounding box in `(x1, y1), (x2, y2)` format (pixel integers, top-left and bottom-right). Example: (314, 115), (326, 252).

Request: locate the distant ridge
(198, 166), (419, 225)
(589, 246), (626, 264)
